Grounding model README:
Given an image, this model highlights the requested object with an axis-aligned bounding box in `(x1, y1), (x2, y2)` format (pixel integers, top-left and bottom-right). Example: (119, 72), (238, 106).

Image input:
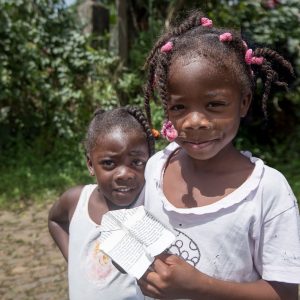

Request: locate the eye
(132, 159), (146, 168)
(169, 104), (185, 111)
(207, 101), (227, 109)
(100, 159), (115, 169)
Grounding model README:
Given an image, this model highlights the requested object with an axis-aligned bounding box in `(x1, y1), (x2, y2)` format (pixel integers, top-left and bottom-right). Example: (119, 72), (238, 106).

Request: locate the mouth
(113, 187), (135, 193)
(182, 139), (217, 149)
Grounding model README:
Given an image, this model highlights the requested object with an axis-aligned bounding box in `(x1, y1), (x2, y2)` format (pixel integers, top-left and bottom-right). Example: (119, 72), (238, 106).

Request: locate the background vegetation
(0, 0), (299, 209)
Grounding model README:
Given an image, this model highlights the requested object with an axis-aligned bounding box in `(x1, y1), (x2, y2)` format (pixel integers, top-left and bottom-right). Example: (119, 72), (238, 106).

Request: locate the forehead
(94, 127), (148, 154)
(168, 57), (239, 93)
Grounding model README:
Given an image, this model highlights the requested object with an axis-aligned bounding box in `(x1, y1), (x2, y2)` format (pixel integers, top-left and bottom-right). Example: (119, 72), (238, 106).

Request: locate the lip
(113, 187), (135, 193)
(182, 139), (217, 150)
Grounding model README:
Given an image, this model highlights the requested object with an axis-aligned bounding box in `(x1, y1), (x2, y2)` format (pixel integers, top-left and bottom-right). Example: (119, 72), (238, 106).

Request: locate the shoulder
(145, 142), (180, 177)
(258, 162), (297, 220)
(260, 163), (292, 195)
(49, 185), (85, 220)
(60, 185), (85, 207)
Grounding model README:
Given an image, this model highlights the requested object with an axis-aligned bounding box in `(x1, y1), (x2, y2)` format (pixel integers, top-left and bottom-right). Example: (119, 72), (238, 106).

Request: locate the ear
(86, 155), (95, 176)
(240, 92), (252, 118)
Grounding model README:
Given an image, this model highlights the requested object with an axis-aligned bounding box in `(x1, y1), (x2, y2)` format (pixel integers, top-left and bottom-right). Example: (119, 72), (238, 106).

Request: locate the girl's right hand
(138, 253), (204, 299)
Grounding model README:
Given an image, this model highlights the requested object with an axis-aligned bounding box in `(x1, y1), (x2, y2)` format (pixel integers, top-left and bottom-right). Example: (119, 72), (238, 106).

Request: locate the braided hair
(84, 106), (155, 157)
(144, 10), (294, 126)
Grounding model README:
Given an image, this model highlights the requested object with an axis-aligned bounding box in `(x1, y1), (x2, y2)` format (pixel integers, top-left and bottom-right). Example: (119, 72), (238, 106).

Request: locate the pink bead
(200, 17), (213, 27)
(219, 32), (233, 42)
(245, 49), (253, 65)
(251, 57), (264, 65)
(161, 120), (178, 142)
(161, 42), (173, 53)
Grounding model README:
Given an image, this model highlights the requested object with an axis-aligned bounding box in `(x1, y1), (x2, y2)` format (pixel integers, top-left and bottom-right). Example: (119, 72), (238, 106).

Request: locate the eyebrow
(129, 150), (147, 156)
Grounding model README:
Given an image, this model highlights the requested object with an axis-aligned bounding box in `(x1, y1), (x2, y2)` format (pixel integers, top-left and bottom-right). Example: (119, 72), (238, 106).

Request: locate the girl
(139, 10), (300, 300)
(48, 107), (154, 300)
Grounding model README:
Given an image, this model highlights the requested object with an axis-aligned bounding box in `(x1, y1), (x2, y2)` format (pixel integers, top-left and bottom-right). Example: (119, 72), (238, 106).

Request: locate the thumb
(156, 253), (183, 265)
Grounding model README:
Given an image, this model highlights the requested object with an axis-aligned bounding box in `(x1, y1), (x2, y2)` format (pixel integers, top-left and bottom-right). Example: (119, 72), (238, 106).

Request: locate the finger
(138, 277), (162, 298)
(152, 256), (171, 273)
(158, 253), (184, 265)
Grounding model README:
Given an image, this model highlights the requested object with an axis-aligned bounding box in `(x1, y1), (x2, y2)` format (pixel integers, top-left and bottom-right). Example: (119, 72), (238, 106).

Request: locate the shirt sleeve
(254, 171), (300, 283)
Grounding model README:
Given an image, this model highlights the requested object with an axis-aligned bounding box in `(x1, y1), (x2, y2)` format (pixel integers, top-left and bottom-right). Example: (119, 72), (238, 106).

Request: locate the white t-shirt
(68, 184), (145, 300)
(144, 143), (300, 283)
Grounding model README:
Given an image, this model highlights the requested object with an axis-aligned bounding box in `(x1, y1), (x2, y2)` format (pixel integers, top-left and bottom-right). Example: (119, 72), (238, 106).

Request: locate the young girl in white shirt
(48, 107), (154, 300)
(139, 10), (300, 300)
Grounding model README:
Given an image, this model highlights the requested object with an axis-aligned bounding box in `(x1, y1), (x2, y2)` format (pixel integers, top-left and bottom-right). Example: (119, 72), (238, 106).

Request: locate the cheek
(169, 115), (184, 129)
(214, 116), (241, 134)
(136, 171), (146, 185)
(95, 171), (112, 187)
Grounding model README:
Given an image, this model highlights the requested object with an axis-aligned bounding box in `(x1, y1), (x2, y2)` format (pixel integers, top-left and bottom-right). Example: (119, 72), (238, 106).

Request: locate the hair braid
(254, 48), (294, 77)
(251, 48), (294, 118)
(144, 12), (205, 125)
(125, 106), (155, 156)
(156, 52), (172, 118)
(144, 11), (204, 69)
(144, 9), (294, 128)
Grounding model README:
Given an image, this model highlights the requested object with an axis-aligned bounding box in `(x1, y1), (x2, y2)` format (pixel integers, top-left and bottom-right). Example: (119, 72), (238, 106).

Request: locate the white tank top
(68, 184), (145, 300)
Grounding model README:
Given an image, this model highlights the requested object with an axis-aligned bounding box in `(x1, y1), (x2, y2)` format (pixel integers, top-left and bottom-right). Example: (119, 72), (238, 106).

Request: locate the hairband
(151, 128), (160, 138)
(200, 17), (213, 27)
(161, 120), (178, 142)
(219, 32), (232, 42)
(161, 41), (173, 53)
(245, 49), (264, 65)
(218, 34), (264, 66)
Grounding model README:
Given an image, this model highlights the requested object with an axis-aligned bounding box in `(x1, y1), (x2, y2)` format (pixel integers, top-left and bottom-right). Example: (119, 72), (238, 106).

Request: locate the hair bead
(161, 120), (178, 142)
(245, 49), (253, 65)
(161, 42), (173, 53)
(151, 128), (160, 138)
(200, 17), (213, 27)
(251, 57), (264, 65)
(219, 32), (233, 42)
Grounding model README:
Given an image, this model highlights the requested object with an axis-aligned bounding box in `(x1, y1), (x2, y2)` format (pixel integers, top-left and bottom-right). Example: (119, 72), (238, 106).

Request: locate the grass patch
(1, 138), (299, 210)
(0, 143), (93, 210)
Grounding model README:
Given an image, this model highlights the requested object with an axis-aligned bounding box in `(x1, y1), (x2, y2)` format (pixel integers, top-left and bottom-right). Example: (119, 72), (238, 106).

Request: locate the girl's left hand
(138, 253), (202, 299)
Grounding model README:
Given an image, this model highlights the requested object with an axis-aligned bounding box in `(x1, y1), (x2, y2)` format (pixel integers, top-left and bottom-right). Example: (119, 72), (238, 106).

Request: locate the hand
(138, 253), (202, 299)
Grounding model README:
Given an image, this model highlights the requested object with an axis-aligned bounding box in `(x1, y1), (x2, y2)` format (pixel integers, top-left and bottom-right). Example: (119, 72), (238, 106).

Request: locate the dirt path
(1, 202), (299, 299)
(0, 202), (68, 300)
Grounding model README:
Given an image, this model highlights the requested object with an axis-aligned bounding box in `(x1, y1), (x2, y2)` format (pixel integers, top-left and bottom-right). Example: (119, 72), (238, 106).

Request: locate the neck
(97, 187), (140, 211)
(181, 144), (243, 174)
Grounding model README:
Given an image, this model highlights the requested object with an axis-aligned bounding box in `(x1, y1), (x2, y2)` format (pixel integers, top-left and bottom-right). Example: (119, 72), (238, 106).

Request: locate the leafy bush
(0, 0), (119, 154)
(0, 0), (299, 207)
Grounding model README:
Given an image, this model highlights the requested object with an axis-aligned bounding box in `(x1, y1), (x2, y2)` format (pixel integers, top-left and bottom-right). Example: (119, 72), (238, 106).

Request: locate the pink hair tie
(200, 17), (213, 27)
(161, 120), (178, 142)
(219, 32), (232, 42)
(161, 41), (173, 53)
(251, 56), (264, 65)
(245, 49), (253, 65)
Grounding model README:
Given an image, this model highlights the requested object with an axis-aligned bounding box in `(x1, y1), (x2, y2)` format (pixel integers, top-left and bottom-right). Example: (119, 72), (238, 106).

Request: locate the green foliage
(0, 0), (299, 207)
(0, 137), (92, 209)
(0, 0), (119, 153)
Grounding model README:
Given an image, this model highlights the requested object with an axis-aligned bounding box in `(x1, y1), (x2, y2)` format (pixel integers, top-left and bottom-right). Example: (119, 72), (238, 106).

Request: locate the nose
(182, 111), (212, 130)
(115, 166), (135, 182)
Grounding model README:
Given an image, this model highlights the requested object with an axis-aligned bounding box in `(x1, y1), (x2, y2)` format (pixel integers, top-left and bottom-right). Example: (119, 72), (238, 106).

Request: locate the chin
(110, 194), (139, 208)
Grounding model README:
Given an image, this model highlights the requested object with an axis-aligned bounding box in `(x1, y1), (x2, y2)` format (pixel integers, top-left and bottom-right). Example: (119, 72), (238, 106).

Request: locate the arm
(138, 254), (298, 300)
(48, 186), (83, 261)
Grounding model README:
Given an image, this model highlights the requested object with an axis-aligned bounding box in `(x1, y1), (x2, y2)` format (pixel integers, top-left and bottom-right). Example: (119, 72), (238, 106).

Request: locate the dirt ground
(1, 202), (299, 300)
(0, 202), (68, 300)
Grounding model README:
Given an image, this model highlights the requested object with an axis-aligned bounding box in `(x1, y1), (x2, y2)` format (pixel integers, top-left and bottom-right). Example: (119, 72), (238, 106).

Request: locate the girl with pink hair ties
(139, 9), (300, 300)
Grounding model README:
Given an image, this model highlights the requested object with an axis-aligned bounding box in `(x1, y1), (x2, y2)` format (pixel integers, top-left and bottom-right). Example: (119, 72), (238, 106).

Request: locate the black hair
(84, 106), (155, 157)
(144, 10), (294, 126)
